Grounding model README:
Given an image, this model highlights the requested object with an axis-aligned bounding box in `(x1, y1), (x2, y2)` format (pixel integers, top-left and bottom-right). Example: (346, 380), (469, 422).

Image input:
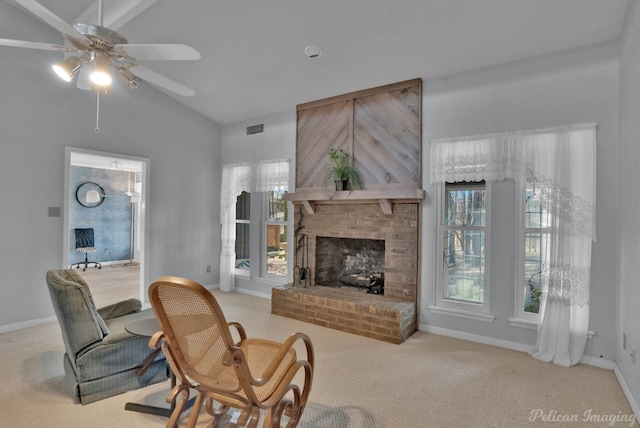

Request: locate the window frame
(232, 190), (290, 284)
(514, 181), (550, 323)
(234, 191), (251, 277)
(433, 181), (493, 318)
(261, 188), (288, 281)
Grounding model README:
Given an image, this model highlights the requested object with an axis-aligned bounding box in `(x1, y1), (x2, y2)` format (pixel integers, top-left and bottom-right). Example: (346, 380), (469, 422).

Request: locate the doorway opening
(64, 147), (150, 307)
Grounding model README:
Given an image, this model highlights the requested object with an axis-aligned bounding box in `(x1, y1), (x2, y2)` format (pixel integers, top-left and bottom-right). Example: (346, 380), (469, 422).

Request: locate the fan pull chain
(94, 91), (101, 133)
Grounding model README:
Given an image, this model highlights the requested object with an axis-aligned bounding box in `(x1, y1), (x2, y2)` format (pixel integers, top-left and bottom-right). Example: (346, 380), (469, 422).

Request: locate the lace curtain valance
(430, 123), (597, 241)
(221, 160), (290, 217)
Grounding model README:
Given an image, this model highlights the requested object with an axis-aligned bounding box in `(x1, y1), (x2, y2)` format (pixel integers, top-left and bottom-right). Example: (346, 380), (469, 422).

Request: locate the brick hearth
(271, 201), (420, 343)
(271, 284), (416, 344)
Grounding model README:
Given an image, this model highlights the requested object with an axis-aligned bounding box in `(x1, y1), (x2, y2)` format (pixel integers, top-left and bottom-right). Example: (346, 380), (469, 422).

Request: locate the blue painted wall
(69, 166), (132, 264)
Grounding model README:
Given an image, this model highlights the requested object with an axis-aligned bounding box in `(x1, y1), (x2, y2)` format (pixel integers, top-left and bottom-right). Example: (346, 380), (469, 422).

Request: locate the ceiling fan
(0, 0), (201, 130)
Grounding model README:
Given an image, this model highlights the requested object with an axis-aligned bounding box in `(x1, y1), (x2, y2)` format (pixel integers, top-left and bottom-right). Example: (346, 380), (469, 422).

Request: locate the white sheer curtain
(219, 160), (289, 292)
(430, 124), (596, 366)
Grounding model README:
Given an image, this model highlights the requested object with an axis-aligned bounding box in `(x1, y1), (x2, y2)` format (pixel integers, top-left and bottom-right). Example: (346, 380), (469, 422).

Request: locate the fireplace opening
(315, 236), (385, 295)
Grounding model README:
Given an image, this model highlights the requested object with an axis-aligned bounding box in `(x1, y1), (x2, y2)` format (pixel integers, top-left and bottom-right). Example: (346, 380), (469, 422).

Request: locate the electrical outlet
(206, 265), (211, 273)
(623, 333), (627, 350)
(632, 347), (636, 366)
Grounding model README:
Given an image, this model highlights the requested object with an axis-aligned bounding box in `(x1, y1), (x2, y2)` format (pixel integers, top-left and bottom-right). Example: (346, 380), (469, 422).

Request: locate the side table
(124, 317), (194, 418)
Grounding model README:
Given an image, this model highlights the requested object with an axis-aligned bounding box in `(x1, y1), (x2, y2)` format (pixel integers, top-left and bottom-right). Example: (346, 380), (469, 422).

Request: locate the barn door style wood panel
(353, 84), (421, 189)
(296, 99), (353, 189)
(295, 79), (421, 192)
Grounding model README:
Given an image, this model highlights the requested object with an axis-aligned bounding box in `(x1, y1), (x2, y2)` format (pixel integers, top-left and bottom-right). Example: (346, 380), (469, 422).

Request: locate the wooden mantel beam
(283, 189), (425, 215)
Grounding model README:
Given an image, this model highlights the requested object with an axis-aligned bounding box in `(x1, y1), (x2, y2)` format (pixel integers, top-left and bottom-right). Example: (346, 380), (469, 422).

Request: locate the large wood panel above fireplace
(285, 78), (424, 212)
(293, 78), (422, 193)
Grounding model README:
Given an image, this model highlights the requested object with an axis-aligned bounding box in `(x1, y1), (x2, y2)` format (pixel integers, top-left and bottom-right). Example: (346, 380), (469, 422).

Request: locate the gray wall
(421, 42), (620, 360)
(0, 1), (221, 328)
(618, 0), (640, 410)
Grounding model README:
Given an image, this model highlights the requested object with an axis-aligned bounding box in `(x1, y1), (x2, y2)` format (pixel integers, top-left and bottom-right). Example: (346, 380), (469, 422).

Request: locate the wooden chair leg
(166, 386), (190, 428)
(185, 392), (205, 428)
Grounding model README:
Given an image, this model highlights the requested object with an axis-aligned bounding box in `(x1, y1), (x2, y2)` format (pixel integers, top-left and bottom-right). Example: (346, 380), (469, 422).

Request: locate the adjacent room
(1, 0), (639, 427)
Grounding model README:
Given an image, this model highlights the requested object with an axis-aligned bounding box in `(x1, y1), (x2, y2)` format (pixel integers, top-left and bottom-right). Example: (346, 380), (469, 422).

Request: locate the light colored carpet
(0, 290), (635, 427)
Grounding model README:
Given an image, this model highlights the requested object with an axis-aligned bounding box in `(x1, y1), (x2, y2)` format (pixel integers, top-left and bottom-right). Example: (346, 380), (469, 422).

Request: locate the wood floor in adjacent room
(75, 263), (140, 307)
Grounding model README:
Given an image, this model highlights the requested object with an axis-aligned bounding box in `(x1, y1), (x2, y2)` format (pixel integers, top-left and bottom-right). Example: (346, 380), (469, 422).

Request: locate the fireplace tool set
(294, 234), (310, 287)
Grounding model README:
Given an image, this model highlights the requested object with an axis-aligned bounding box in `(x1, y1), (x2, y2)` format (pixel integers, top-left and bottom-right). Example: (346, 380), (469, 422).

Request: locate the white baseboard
(580, 354), (615, 370)
(0, 315), (57, 334)
(420, 323), (534, 354)
(614, 364), (640, 421)
(205, 283), (272, 299)
(234, 286), (272, 300)
(419, 323), (615, 369)
(0, 283), (220, 333)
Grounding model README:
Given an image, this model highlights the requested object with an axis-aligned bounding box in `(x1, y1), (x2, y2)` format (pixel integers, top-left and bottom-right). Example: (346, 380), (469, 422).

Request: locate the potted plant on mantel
(324, 148), (363, 191)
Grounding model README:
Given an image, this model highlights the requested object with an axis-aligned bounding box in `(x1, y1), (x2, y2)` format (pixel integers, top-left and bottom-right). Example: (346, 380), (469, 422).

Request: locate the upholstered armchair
(46, 269), (167, 404)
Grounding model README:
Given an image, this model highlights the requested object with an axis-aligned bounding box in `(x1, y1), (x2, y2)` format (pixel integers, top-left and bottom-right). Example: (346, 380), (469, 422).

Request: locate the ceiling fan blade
(74, 0), (157, 30)
(116, 44), (201, 61)
(132, 66), (195, 96)
(12, 0), (90, 43)
(0, 37), (66, 52)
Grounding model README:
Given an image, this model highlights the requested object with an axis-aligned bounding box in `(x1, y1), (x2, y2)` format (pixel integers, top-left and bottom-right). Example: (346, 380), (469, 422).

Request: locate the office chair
(72, 228), (102, 271)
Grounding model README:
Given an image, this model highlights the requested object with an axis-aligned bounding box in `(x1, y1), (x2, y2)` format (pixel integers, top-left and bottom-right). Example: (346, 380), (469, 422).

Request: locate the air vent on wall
(246, 124), (264, 135)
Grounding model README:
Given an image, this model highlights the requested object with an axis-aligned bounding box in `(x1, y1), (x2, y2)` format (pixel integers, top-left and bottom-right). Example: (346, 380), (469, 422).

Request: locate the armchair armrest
(255, 332), (314, 385)
(98, 298), (142, 320)
(224, 332), (314, 387)
(228, 321), (247, 343)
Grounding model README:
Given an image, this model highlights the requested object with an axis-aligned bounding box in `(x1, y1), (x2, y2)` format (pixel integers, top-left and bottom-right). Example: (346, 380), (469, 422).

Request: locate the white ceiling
(4, 0), (631, 125)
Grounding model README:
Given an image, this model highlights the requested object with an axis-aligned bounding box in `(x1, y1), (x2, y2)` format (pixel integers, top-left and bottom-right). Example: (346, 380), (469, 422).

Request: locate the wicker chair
(148, 276), (314, 428)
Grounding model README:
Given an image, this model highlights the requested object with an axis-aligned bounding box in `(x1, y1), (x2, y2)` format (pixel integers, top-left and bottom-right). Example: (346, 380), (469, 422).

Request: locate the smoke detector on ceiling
(304, 46), (322, 58)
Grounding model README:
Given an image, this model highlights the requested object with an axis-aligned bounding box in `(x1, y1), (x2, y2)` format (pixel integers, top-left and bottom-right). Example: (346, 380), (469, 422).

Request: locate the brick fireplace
(273, 78), (423, 343)
(271, 201), (420, 343)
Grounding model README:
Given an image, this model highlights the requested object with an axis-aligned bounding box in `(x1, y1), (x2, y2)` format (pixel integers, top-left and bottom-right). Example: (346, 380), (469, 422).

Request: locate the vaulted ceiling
(1, 0), (630, 125)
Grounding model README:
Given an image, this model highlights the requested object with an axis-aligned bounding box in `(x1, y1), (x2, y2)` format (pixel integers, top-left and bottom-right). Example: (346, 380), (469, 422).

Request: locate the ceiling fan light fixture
(91, 84), (112, 95)
(52, 56), (83, 82)
(117, 67), (141, 90)
(90, 55), (112, 86)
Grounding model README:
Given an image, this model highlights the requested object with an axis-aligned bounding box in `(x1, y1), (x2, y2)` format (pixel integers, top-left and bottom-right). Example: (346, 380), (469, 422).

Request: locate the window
(233, 189), (289, 280)
(434, 181), (491, 317)
(430, 125), (595, 338)
(515, 182), (551, 320)
(264, 188), (287, 277)
(221, 160), (289, 291)
(235, 191), (250, 272)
